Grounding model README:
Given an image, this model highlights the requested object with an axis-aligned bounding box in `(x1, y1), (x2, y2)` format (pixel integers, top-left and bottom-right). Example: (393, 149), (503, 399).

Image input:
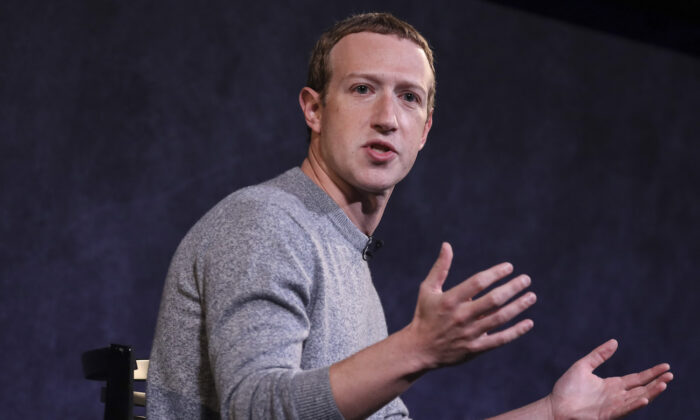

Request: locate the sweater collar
(285, 167), (371, 254)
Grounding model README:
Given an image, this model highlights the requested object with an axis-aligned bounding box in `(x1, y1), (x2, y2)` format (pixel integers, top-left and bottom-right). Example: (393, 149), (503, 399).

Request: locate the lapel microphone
(362, 236), (384, 261)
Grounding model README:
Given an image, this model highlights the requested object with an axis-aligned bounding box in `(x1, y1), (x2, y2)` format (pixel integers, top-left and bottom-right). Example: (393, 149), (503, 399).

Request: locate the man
(148, 13), (672, 419)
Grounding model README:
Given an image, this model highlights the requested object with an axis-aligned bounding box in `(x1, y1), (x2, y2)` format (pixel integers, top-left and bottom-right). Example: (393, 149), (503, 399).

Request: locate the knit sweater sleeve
(198, 197), (343, 420)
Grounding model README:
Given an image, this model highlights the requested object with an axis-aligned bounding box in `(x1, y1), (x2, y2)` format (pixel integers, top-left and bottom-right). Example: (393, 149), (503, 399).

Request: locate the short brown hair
(307, 12), (436, 111)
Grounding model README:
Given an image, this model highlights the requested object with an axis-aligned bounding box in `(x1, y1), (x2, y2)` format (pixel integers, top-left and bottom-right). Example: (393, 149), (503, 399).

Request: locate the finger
(577, 339), (618, 371)
(470, 290), (537, 331)
(644, 372), (673, 403)
(612, 396), (649, 419)
(447, 261), (514, 302)
(467, 275), (532, 319)
(619, 376), (670, 418)
(615, 372), (673, 417)
(621, 363), (671, 389)
(627, 372), (673, 400)
(466, 318), (535, 351)
(423, 242), (453, 292)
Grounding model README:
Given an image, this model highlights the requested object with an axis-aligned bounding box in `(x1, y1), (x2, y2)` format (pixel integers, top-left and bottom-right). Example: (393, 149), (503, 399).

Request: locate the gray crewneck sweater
(148, 168), (409, 419)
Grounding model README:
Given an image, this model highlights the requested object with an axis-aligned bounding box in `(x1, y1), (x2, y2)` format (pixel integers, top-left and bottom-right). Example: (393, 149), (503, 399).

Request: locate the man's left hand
(547, 339), (672, 419)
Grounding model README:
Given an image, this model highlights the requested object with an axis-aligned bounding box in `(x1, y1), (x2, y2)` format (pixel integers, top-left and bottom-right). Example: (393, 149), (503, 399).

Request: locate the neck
(301, 157), (391, 236)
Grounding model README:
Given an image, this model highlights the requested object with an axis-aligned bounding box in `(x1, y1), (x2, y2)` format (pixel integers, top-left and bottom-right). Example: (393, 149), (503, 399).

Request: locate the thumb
(423, 242), (453, 292)
(579, 339), (619, 372)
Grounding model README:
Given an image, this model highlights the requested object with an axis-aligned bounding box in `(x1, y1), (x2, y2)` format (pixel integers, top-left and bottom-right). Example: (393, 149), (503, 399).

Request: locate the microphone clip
(362, 236), (384, 261)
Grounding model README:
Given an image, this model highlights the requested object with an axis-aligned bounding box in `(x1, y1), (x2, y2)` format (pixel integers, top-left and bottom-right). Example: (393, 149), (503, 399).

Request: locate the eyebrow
(344, 72), (428, 97)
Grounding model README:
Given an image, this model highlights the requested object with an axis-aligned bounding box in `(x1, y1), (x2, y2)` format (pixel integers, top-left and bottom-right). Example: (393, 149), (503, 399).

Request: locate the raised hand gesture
(408, 242), (536, 368)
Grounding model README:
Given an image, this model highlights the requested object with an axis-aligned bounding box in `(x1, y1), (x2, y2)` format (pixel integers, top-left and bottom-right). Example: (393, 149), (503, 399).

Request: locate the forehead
(328, 32), (433, 89)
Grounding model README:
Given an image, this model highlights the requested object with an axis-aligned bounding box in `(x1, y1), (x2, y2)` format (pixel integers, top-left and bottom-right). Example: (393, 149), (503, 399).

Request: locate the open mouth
(364, 141), (397, 163)
(366, 141), (396, 154)
(370, 144), (391, 153)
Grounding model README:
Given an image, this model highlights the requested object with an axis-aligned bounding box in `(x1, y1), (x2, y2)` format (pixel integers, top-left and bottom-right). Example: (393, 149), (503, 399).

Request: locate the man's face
(308, 31), (434, 195)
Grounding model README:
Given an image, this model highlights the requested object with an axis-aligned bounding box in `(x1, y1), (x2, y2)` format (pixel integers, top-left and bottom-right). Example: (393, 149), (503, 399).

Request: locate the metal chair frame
(82, 344), (148, 420)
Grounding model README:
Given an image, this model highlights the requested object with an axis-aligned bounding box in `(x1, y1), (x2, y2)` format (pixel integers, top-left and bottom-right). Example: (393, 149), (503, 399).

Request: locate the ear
(418, 109), (433, 150)
(299, 87), (323, 134)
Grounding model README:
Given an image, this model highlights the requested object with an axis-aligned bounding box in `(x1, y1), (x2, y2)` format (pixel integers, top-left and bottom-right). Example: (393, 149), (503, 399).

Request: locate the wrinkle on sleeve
(197, 200), (343, 420)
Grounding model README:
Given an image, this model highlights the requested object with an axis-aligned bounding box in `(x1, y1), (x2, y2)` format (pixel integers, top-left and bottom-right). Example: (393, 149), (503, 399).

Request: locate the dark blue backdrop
(2, 1), (699, 418)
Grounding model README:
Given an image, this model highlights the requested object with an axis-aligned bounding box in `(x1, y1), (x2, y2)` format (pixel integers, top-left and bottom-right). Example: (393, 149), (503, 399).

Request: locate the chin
(355, 173), (406, 194)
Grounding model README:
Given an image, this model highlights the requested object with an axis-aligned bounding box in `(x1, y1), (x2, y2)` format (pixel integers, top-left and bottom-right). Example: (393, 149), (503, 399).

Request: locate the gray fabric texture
(147, 167), (410, 419)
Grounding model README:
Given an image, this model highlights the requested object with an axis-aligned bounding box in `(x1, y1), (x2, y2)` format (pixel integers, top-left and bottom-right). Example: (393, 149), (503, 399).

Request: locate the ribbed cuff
(291, 366), (345, 420)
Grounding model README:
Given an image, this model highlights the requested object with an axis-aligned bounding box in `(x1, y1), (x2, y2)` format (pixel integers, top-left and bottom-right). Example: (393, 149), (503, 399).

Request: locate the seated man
(148, 12), (672, 419)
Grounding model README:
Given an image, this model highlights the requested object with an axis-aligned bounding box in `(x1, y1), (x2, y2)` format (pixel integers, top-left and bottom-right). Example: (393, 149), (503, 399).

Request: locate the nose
(371, 92), (398, 134)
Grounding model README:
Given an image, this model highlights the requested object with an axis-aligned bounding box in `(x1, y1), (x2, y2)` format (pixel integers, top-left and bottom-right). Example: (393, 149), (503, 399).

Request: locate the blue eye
(402, 92), (417, 102)
(354, 85), (369, 94)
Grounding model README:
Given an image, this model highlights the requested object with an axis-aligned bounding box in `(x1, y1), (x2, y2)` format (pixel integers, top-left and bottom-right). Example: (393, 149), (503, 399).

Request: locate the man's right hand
(405, 242), (537, 369)
(329, 242), (537, 420)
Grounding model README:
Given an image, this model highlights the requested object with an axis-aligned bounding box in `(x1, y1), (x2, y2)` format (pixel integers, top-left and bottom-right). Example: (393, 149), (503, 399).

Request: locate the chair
(81, 344), (149, 420)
